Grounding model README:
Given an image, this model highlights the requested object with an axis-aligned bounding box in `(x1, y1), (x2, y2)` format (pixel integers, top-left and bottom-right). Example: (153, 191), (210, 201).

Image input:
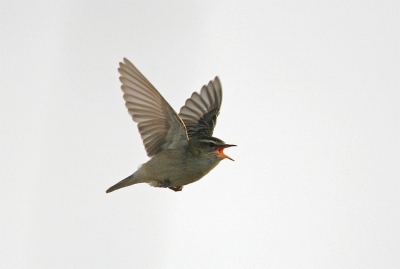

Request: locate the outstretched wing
(178, 77), (222, 138)
(118, 58), (188, 157)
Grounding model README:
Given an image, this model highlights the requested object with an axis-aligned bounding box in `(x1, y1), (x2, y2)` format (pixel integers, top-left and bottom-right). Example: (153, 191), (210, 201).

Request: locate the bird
(106, 58), (235, 193)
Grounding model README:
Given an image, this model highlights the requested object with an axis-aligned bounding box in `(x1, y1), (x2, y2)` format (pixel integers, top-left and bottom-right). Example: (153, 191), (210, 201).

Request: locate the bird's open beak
(217, 144), (236, 161)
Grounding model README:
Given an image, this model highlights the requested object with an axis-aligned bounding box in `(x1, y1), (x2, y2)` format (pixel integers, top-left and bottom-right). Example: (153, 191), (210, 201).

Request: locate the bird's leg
(157, 179), (170, 188)
(168, 186), (183, 192)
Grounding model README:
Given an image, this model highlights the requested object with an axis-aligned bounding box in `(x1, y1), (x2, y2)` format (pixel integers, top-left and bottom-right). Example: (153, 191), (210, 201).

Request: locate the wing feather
(178, 77), (222, 138)
(119, 58), (188, 157)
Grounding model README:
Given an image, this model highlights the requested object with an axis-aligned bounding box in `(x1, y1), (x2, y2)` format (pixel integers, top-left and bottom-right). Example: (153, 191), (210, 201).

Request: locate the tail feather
(106, 174), (138, 193)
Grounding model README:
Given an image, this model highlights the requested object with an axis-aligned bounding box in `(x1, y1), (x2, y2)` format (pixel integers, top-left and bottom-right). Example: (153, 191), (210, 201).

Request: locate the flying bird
(106, 58), (235, 193)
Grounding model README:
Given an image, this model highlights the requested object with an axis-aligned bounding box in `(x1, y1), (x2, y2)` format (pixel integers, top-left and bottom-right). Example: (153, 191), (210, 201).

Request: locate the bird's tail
(106, 172), (142, 193)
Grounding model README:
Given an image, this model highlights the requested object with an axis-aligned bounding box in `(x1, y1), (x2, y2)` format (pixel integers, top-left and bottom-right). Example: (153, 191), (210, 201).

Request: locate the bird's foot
(157, 179), (170, 188)
(168, 186), (183, 192)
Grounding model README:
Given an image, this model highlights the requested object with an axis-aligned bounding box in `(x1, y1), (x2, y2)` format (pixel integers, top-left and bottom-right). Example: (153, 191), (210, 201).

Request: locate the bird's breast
(141, 149), (220, 186)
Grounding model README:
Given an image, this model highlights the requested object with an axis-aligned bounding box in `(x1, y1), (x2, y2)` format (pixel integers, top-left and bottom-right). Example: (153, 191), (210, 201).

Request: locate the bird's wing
(178, 77), (222, 138)
(118, 58), (188, 157)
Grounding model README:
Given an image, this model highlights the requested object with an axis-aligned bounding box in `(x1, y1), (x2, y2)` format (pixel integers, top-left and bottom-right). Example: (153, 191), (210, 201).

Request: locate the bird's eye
(208, 142), (214, 147)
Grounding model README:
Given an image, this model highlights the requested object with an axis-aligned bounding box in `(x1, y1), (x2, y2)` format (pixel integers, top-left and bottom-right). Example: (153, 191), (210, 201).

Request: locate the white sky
(1, 1), (399, 268)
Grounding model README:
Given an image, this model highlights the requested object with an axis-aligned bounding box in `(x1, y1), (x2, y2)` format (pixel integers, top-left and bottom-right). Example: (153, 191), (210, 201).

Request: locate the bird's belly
(142, 152), (220, 187)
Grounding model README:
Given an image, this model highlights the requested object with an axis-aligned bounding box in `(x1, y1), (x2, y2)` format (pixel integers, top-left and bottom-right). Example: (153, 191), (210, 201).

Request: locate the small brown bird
(106, 58), (235, 193)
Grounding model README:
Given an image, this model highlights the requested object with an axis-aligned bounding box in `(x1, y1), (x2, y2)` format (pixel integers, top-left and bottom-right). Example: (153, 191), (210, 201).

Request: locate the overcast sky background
(1, 1), (399, 268)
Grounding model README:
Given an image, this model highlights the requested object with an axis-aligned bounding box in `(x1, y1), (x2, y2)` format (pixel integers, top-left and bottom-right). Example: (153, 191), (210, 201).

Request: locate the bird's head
(196, 137), (236, 161)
